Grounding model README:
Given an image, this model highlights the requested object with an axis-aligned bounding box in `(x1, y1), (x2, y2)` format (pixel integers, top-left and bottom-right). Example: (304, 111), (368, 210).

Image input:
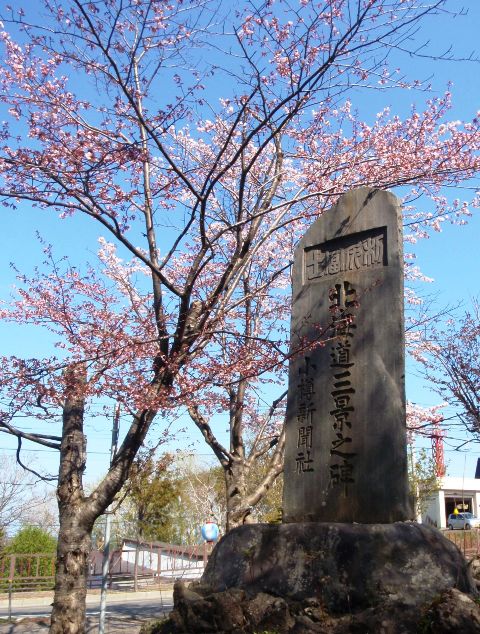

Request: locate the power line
(0, 446), (110, 454)
(0, 481), (50, 486)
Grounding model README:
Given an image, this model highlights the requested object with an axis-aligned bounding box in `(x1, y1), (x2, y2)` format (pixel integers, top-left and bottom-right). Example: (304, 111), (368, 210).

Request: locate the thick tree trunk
(50, 367), (93, 634)
(48, 368), (161, 633)
(50, 510), (92, 634)
(225, 460), (252, 531)
(224, 431), (285, 531)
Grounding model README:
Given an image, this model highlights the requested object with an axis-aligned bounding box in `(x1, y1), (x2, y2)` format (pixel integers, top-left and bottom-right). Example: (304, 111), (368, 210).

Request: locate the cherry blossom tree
(0, 1), (479, 631)
(413, 300), (480, 439)
(186, 262), (289, 531)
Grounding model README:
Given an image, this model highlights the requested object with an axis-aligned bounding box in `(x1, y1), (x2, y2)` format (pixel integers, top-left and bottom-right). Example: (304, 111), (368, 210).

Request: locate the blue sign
(201, 521), (219, 543)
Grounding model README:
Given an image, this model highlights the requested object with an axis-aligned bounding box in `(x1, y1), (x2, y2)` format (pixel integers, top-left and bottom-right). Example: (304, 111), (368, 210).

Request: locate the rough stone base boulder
(203, 522), (475, 608)
(153, 522), (480, 633)
(149, 583), (480, 633)
(420, 588), (480, 633)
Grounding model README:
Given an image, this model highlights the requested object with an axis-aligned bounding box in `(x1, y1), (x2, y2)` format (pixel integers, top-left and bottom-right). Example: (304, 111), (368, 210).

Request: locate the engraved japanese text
(328, 281), (358, 494)
(295, 357), (316, 474)
(305, 227), (386, 282)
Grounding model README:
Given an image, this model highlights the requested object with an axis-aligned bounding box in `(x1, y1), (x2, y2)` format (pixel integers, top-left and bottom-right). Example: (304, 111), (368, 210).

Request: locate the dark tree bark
(188, 395), (286, 533)
(225, 458), (250, 531)
(49, 368), (160, 633)
(224, 430), (285, 532)
(51, 368), (92, 634)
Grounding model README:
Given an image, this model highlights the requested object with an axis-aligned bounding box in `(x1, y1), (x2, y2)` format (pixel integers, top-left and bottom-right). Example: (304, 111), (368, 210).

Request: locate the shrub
(0, 526), (57, 590)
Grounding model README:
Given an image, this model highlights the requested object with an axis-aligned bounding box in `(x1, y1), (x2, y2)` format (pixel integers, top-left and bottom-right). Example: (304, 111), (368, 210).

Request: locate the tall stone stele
(283, 187), (411, 523)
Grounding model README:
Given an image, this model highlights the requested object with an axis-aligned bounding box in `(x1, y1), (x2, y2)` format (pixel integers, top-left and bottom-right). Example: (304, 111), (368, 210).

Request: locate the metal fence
(443, 528), (480, 558)
(0, 542), (214, 595)
(0, 553), (56, 592)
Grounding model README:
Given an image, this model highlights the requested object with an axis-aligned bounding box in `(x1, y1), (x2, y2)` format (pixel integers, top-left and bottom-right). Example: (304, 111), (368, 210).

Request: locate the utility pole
(98, 404), (120, 634)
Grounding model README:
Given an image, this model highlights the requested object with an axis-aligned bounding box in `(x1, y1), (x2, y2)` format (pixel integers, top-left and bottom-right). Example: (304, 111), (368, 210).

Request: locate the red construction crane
(407, 403), (446, 478)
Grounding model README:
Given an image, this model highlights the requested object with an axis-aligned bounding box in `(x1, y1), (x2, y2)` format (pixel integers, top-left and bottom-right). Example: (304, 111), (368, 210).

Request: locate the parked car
(447, 512), (480, 530)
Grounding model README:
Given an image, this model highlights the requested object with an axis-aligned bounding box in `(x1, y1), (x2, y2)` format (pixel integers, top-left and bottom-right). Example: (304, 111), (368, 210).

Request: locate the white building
(422, 476), (480, 529)
(119, 539), (211, 580)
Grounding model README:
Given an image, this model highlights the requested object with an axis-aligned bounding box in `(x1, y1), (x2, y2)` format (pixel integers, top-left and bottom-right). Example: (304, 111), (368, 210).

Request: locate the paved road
(0, 590), (173, 633)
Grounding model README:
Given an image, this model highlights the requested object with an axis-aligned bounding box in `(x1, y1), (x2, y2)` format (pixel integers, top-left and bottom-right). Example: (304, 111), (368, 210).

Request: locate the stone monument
(283, 187), (410, 523)
(157, 189), (480, 634)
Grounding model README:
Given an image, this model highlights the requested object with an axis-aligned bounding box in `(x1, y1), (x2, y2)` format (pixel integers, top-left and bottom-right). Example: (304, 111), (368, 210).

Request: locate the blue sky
(1, 1), (480, 489)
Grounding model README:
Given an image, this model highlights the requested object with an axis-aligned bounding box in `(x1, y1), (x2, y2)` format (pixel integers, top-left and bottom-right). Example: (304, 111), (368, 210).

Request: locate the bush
(5, 525), (57, 555)
(0, 526), (57, 590)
